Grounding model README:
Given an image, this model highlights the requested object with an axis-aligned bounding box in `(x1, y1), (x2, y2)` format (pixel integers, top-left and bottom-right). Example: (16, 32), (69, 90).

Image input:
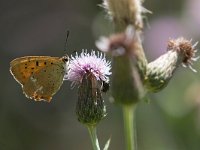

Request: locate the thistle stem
(87, 125), (101, 150)
(122, 104), (137, 150)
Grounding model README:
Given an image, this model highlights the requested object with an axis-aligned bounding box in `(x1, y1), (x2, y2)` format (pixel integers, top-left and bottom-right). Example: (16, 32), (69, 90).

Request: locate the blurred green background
(1, 0), (200, 149)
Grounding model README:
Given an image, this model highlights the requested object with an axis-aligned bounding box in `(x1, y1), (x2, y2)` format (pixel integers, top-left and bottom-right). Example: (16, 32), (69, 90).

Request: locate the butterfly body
(10, 56), (68, 102)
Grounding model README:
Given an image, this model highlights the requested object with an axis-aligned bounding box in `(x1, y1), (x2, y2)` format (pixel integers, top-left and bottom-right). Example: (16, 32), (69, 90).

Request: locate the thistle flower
(145, 37), (199, 92)
(65, 50), (111, 87)
(65, 50), (111, 125)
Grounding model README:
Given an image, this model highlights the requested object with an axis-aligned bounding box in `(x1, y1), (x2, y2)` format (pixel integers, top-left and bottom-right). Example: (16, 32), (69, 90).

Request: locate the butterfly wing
(23, 59), (66, 102)
(10, 56), (67, 102)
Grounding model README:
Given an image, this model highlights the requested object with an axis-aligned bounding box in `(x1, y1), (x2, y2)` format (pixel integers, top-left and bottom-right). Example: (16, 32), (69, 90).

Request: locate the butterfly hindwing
(23, 60), (66, 101)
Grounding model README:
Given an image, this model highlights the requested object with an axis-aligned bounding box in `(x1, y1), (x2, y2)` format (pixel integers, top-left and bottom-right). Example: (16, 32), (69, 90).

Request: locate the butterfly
(10, 55), (69, 102)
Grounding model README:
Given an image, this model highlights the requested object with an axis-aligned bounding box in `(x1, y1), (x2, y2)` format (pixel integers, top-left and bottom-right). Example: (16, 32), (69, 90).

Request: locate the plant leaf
(103, 138), (111, 150)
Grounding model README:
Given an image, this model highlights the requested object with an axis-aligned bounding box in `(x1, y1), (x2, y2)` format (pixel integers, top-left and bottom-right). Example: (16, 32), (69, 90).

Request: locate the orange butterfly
(10, 55), (69, 102)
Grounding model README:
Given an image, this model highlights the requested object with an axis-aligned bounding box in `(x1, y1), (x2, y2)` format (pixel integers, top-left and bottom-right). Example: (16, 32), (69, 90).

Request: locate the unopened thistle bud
(145, 38), (199, 92)
(96, 26), (147, 105)
(65, 51), (111, 125)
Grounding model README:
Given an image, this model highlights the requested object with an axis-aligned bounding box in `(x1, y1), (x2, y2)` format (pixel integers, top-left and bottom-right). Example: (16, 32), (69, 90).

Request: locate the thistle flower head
(65, 50), (111, 86)
(65, 50), (110, 125)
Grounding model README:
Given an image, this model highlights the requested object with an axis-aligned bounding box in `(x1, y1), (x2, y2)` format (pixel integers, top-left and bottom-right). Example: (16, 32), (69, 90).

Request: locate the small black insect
(101, 80), (110, 93)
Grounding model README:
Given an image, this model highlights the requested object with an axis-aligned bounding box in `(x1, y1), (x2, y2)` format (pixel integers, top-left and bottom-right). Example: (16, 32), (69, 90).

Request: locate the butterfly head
(61, 55), (69, 63)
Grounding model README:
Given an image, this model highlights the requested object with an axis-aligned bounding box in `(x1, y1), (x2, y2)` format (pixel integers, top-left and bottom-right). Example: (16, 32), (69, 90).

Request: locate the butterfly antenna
(64, 30), (70, 53)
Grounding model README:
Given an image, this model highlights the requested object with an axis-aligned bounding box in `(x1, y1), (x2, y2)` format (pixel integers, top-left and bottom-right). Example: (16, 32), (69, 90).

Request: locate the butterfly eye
(62, 55), (69, 62)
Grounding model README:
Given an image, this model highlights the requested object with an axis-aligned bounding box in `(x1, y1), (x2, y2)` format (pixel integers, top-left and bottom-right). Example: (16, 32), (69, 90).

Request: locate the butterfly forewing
(10, 56), (60, 85)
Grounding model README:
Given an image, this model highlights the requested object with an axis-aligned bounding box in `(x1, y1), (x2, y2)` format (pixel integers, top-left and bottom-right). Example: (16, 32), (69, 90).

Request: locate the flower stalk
(87, 125), (101, 150)
(123, 105), (137, 150)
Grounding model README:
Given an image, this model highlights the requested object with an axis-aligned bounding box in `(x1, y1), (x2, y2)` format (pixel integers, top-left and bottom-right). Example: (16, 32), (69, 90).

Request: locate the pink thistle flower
(65, 50), (111, 86)
(65, 50), (111, 125)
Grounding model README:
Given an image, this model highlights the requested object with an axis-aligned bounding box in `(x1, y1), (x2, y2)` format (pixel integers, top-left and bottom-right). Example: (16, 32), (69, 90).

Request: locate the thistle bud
(145, 38), (199, 92)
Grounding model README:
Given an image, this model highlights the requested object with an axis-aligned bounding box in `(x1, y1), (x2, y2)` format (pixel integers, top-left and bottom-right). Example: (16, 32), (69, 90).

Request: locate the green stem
(123, 104), (137, 150)
(87, 125), (101, 150)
